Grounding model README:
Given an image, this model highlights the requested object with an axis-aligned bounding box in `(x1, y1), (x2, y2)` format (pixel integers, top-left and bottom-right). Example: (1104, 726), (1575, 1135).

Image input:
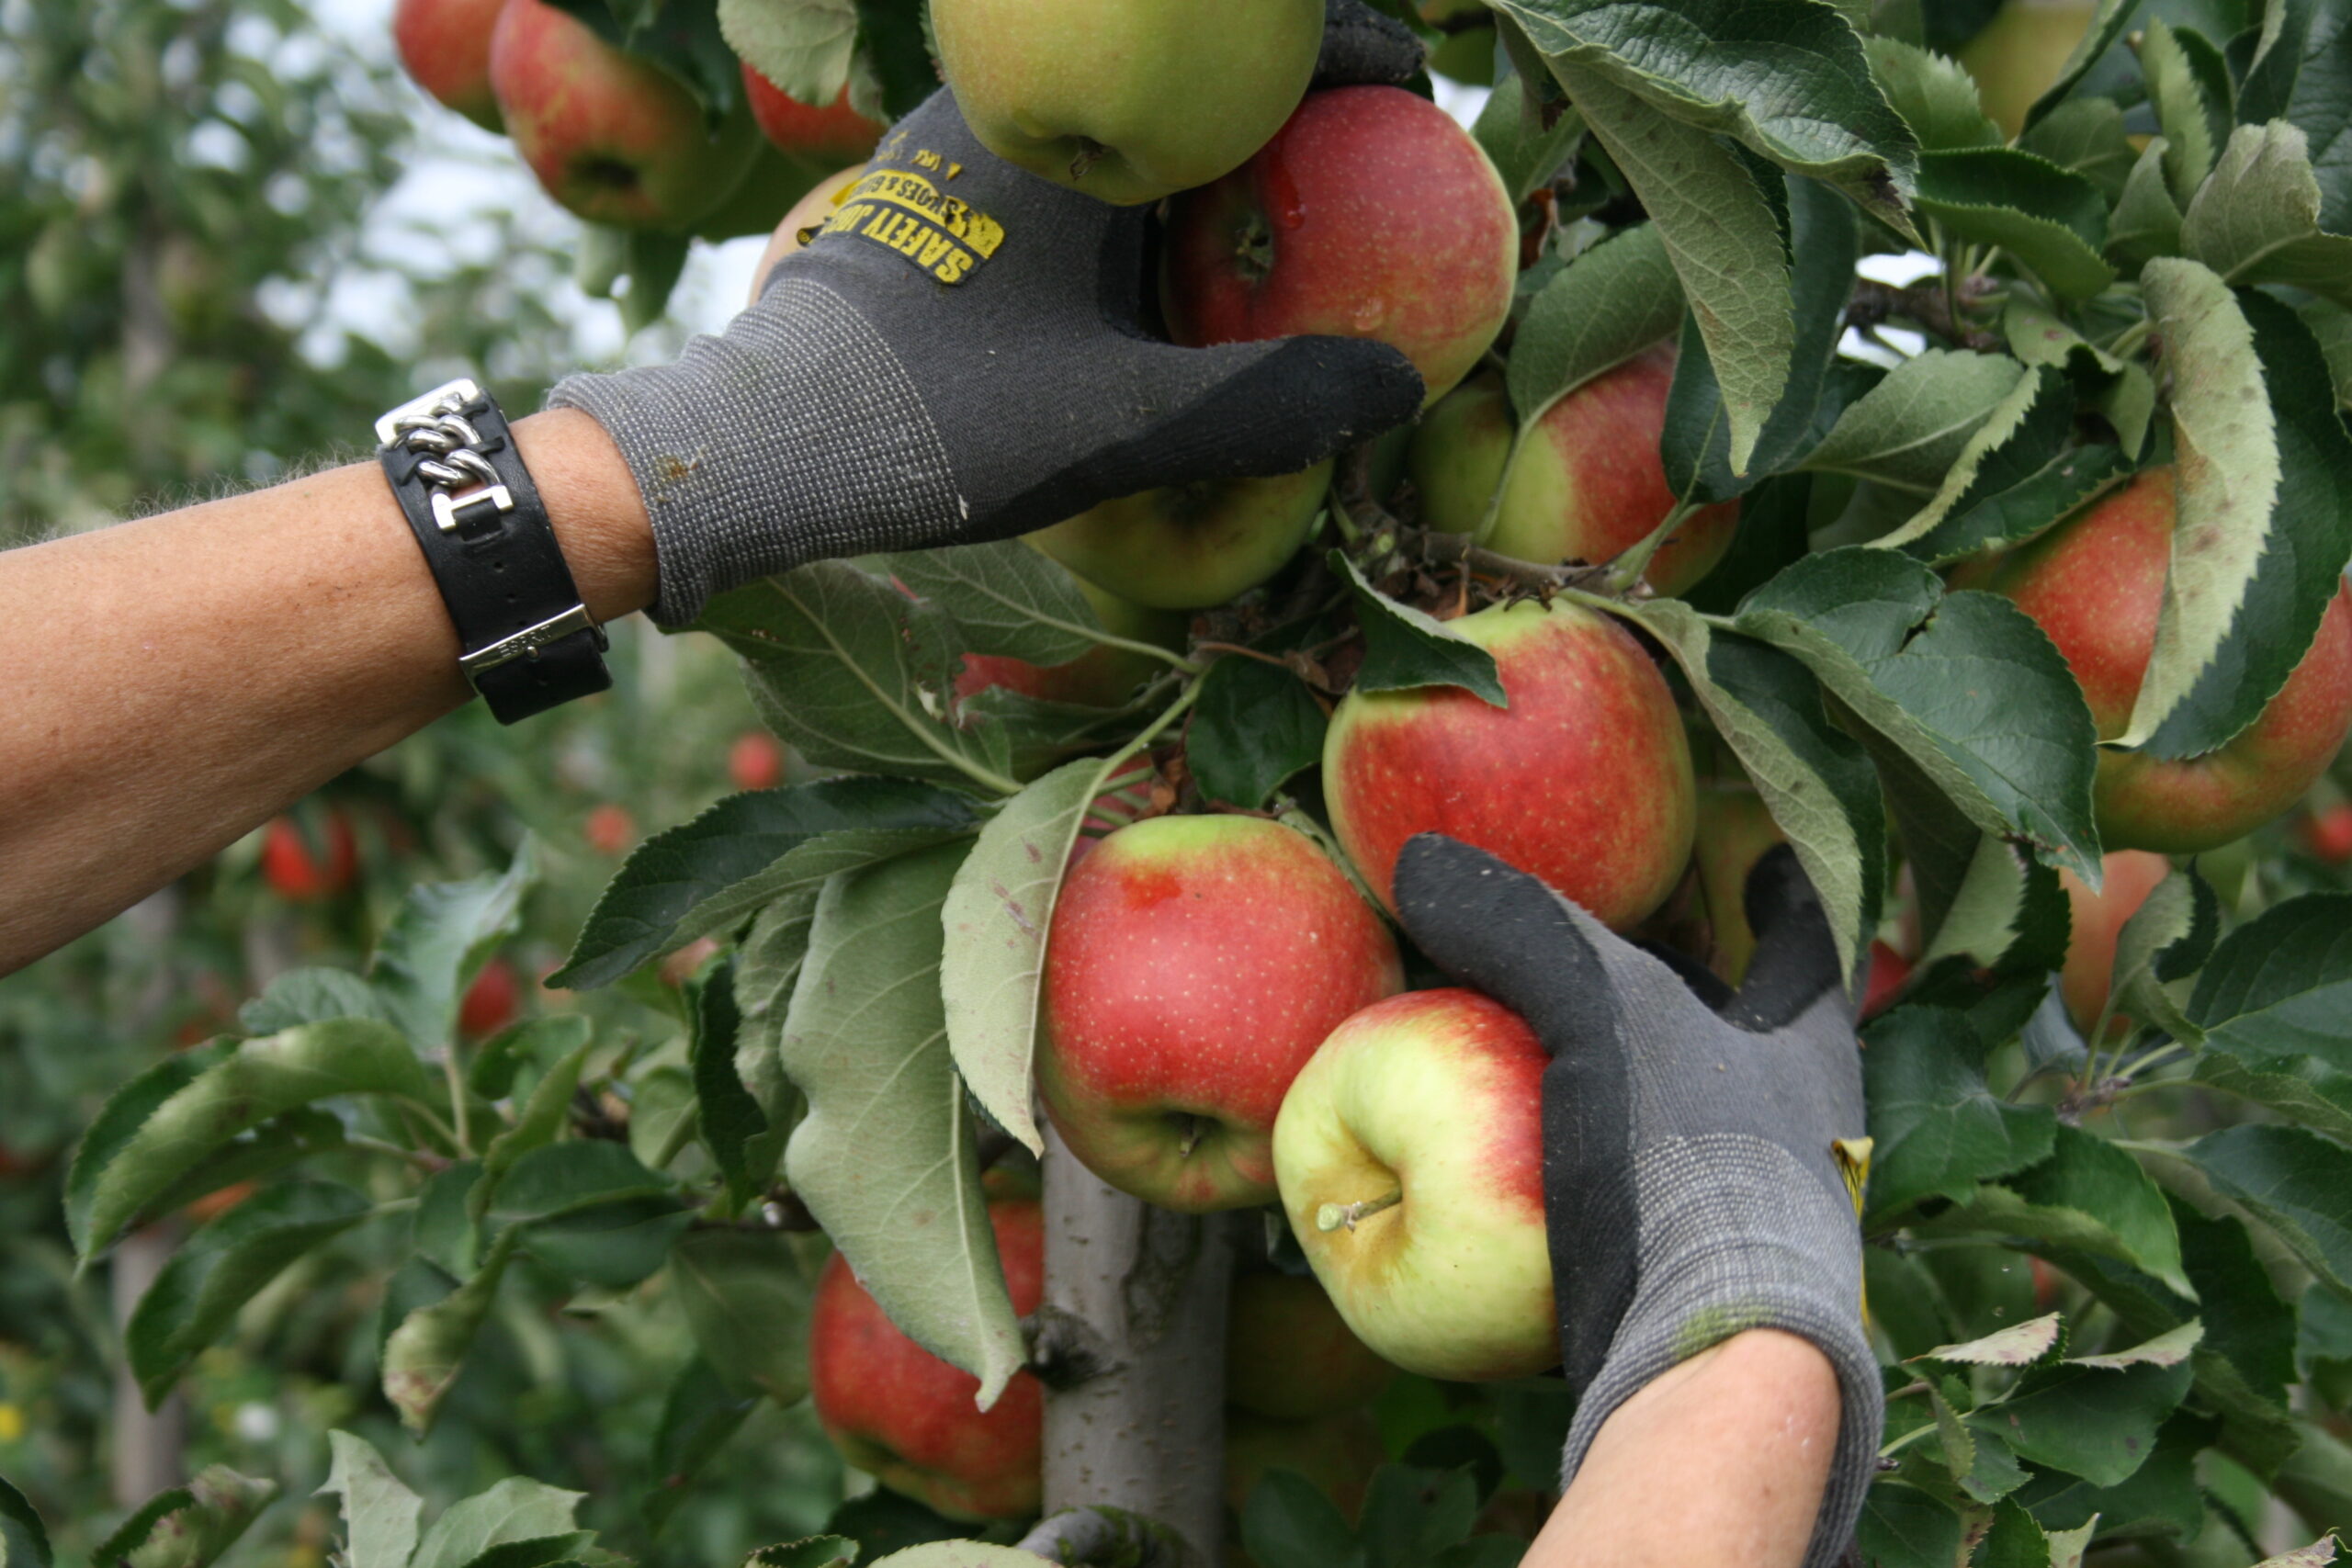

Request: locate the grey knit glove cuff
(1394, 836), (1883, 1568)
(549, 85), (1421, 628)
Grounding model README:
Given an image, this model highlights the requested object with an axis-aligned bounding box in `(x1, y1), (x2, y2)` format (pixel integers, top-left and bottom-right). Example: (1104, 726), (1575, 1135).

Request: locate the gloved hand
(549, 0), (1426, 628)
(1391, 834), (1882, 1568)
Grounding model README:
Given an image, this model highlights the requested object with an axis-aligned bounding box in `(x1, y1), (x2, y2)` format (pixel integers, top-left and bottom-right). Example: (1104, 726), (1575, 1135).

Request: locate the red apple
(1324, 599), (1697, 932)
(741, 67), (885, 164)
(459, 957), (521, 1038)
(1272, 987), (1555, 1381)
(1028, 462), (1332, 612)
(2302, 802), (2352, 864)
(261, 811), (358, 902)
(1859, 940), (1912, 1022)
(809, 1194), (1044, 1520)
(1485, 345), (1741, 598)
(1991, 466), (2352, 852)
(394, 0), (509, 131)
(729, 731), (786, 792)
(1225, 1270), (1396, 1422)
(955, 577), (1187, 708)
(490, 0), (757, 228)
(1039, 816), (1404, 1213)
(1162, 86), (1520, 407)
(2058, 849), (2173, 1039)
(585, 803), (636, 856)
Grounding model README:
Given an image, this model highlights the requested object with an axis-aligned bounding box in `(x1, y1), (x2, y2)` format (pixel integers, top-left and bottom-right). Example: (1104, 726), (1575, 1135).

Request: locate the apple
(261, 811), (358, 902)
(585, 803), (636, 856)
(809, 1194), (1045, 1520)
(1860, 940), (1912, 1022)
(741, 67), (885, 164)
(459, 957), (521, 1037)
(1408, 372), (1511, 538)
(729, 731), (786, 792)
(931, 0), (1324, 207)
(1485, 345), (1741, 598)
(955, 576), (1187, 707)
(1162, 86), (1520, 407)
(1226, 1270), (1396, 1422)
(1225, 1406), (1386, 1524)
(748, 164), (867, 307)
(1323, 598), (1697, 931)
(1991, 467), (2352, 852)
(1038, 816), (1404, 1213)
(1958, 0), (2098, 139)
(1027, 461), (1331, 612)
(1421, 0), (1498, 86)
(2301, 802), (2352, 864)
(490, 0), (757, 229)
(393, 0), (508, 132)
(1272, 987), (1555, 1382)
(691, 145), (833, 242)
(2058, 849), (2173, 1040)
(1687, 781), (1787, 984)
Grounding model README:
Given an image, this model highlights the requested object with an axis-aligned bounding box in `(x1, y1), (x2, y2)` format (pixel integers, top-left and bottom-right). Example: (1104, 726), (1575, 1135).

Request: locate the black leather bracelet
(376, 378), (612, 724)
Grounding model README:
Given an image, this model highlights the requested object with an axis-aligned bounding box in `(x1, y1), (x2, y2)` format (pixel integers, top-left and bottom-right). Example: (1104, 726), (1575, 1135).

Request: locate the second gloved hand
(550, 64), (1422, 627)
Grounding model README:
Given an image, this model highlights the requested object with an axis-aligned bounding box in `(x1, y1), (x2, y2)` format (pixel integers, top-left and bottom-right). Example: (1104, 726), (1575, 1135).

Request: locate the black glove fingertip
(1391, 833), (1615, 1057)
(1316, 0), (1429, 87)
(1728, 844), (1849, 1032)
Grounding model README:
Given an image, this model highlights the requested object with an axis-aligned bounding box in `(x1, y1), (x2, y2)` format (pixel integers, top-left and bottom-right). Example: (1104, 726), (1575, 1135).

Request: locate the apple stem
(1316, 1187), (1404, 1233)
(1600, 497), (1698, 595)
(1175, 1116), (1205, 1159)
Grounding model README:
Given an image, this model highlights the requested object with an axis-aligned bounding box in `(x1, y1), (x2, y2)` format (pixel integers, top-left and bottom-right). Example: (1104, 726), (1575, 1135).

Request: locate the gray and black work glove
(549, 1), (1425, 628)
(1392, 835), (1882, 1568)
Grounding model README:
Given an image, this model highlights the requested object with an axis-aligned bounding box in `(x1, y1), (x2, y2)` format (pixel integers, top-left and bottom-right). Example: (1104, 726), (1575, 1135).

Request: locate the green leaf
(1855, 1485), (1963, 1568)
(1241, 1471), (1367, 1568)
(744, 1536), (859, 1568)
(1890, 765), (2067, 976)
(1623, 603), (1882, 978)
(1486, 0), (1919, 230)
(1893, 446), (2132, 567)
(687, 960), (767, 1206)
(2014, 1409), (2209, 1537)
(1800, 351), (2029, 495)
(1337, 556), (1506, 705)
(669, 1229), (815, 1404)
(1544, 62), (1794, 475)
(2189, 1123), (2352, 1301)
(1866, 38), (1998, 152)
(1946, 1125), (2191, 1299)
(127, 1180), (372, 1407)
(1871, 368), (2075, 555)
(2275, 6), (2351, 231)
(1506, 223), (1683, 428)
(1863, 1007), (2057, 1222)
(1985, 1357), (2195, 1485)
(0, 1478), (50, 1568)
(2019, 97), (2141, 197)
(111, 1468), (277, 1568)
(2018, 0), (2150, 134)
(1971, 1497), (2053, 1567)
(371, 845), (536, 1050)
(782, 841), (1024, 1405)
(619, 230), (690, 334)
(470, 1014), (589, 1102)
(479, 1023), (595, 1204)
(718, 0), (856, 107)
(1189, 654), (1327, 810)
(553, 0), (741, 121)
(66, 1043), (225, 1255)
(317, 1432), (424, 1568)
(2120, 261), (2283, 749)
(2109, 138), (2186, 269)
(408, 1477), (586, 1568)
(453, 1534), (594, 1568)
(2189, 891), (2352, 1066)
(238, 968), (393, 1034)
(1915, 149), (2116, 299)
(2303, 298), (2352, 410)
(383, 1231), (516, 1435)
(554, 776), (981, 991)
(2003, 299), (2154, 460)
(867, 1550), (1048, 1568)
(2143, 20), (2230, 204)
(2070, 1319), (2202, 1370)
(699, 562), (1022, 795)
(1916, 1313), (2064, 1368)
(1473, 73), (1585, 203)
(80, 1021), (435, 1258)
(883, 541), (1105, 669)
(2107, 867), (2217, 1044)
(1735, 551), (2103, 880)
(733, 891), (818, 1169)
(2184, 120), (2352, 308)
(1360, 1466), (1481, 1568)
(646, 1360), (756, 1535)
(487, 1142), (691, 1288)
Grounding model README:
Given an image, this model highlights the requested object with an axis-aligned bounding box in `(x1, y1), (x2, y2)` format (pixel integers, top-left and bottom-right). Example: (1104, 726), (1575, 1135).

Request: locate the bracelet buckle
(458, 604), (606, 680)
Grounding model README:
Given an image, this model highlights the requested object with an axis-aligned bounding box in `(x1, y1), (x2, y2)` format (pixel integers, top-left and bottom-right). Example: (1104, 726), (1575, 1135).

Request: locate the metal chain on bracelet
(378, 378), (515, 535)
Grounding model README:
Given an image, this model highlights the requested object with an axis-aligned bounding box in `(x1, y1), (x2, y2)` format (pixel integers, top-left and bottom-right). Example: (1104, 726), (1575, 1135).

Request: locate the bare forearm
(1525, 1330), (1842, 1568)
(0, 410), (654, 974)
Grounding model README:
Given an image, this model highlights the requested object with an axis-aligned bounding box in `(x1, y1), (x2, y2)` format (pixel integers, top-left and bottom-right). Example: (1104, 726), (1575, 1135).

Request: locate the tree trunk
(1037, 1126), (1233, 1566)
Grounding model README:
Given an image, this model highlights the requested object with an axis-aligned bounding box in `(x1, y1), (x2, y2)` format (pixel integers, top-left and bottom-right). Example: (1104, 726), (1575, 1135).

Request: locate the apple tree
(31, 0), (2352, 1566)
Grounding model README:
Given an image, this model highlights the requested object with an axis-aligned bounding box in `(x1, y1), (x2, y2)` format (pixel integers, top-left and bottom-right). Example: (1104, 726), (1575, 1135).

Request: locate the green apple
(1958, 0), (2098, 139)
(1407, 372), (1510, 537)
(1272, 988), (1556, 1382)
(1027, 461), (1331, 611)
(1690, 781), (1786, 986)
(932, 0), (1325, 206)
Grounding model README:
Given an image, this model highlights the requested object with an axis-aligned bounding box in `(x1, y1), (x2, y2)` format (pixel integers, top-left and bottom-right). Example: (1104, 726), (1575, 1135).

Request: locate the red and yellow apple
(932, 0), (1324, 207)
(955, 576), (1186, 708)
(741, 67), (885, 164)
(1027, 462), (1331, 612)
(1324, 599), (1697, 931)
(1162, 86), (1519, 407)
(808, 1194), (1045, 1520)
(1991, 467), (2352, 853)
(393, 0), (509, 131)
(490, 0), (757, 228)
(1226, 1270), (1396, 1422)
(1860, 940), (1913, 1022)
(2057, 849), (2172, 1039)
(1039, 816), (1404, 1212)
(1272, 988), (1555, 1381)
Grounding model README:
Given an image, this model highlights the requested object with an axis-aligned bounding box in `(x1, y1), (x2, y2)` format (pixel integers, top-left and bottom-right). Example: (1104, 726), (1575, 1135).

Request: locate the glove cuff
(548, 277), (961, 627)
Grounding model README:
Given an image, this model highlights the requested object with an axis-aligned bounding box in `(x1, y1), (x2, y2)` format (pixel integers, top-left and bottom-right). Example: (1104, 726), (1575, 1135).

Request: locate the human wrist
(513, 408), (658, 624)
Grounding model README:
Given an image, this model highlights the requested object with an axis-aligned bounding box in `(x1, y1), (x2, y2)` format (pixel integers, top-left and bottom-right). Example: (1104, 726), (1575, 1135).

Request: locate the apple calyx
(1316, 1187), (1403, 1233)
(1233, 214), (1276, 282)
